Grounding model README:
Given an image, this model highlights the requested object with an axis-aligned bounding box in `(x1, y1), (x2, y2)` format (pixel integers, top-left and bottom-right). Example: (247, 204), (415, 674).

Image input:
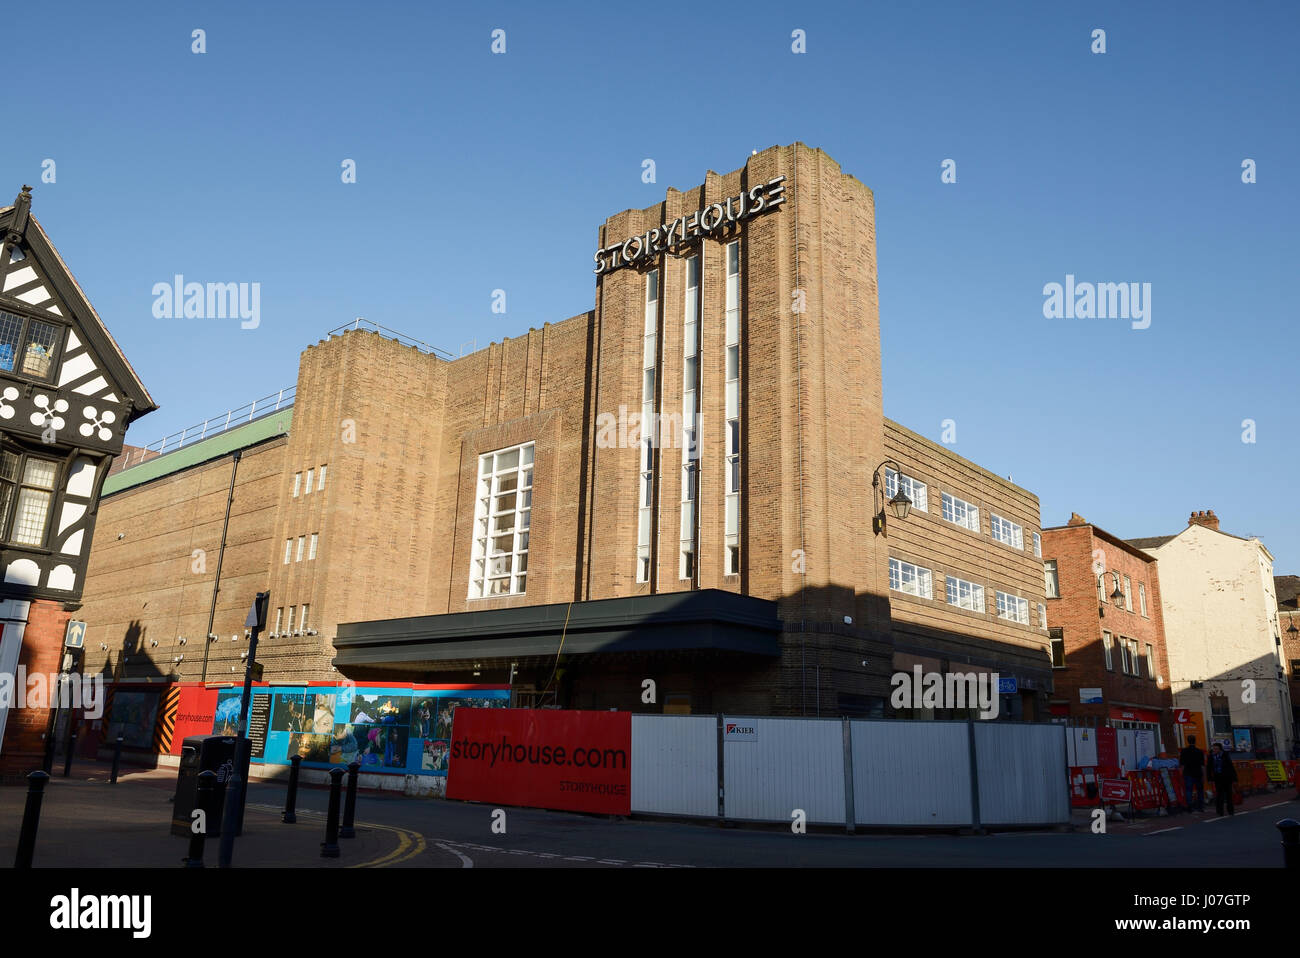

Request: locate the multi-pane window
(1050, 628), (1066, 668)
(1139, 582), (1147, 617)
(1119, 637), (1133, 675)
(723, 241), (741, 575)
(273, 607), (283, 635)
(317, 465), (327, 491)
(889, 557), (933, 599)
(1131, 639), (1142, 676)
(469, 442), (533, 598)
(680, 255), (700, 581)
(995, 590), (1029, 625)
(1038, 602), (1047, 631)
(991, 514), (1024, 549)
(1044, 560), (1060, 598)
(300, 604), (310, 631)
(885, 468), (928, 513)
(945, 574), (984, 612)
(1123, 575), (1133, 611)
(637, 270), (659, 584)
(1145, 643), (1155, 680)
(1102, 631), (1114, 671)
(1210, 695), (1231, 735)
(308, 533), (318, 560)
(292, 473), (301, 497)
(283, 538), (292, 564)
(0, 310), (62, 379)
(941, 492), (979, 532)
(0, 450), (57, 546)
(286, 606), (295, 635)
(296, 535), (305, 562)
(1032, 532), (1042, 558)
(304, 468), (314, 495)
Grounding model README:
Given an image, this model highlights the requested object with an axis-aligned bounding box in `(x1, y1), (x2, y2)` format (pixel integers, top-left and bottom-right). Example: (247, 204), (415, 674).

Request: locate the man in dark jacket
(1179, 736), (1206, 811)
(1208, 742), (1237, 816)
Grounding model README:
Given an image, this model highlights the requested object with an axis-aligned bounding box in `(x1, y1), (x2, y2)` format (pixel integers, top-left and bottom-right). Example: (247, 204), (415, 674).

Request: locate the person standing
(1179, 735), (1206, 812)
(1208, 742), (1237, 816)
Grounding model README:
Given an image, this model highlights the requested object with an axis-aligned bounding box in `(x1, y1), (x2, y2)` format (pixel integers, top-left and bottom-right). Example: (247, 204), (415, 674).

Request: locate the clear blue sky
(4, 1), (1296, 571)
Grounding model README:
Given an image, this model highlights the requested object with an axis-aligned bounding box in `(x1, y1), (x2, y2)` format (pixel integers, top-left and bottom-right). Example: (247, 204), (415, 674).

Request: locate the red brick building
(1041, 514), (1175, 749)
(1277, 574), (1300, 750)
(0, 187), (155, 774)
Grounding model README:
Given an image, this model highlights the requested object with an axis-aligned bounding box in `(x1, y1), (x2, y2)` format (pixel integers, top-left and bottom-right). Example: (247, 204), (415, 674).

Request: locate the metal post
(340, 761), (360, 838)
(321, 767), (344, 858)
(282, 754), (301, 824)
(841, 717), (856, 834)
(62, 731), (76, 778)
(966, 720), (983, 833)
(1278, 819), (1299, 870)
(110, 735), (123, 784)
(183, 771), (217, 868)
(200, 449), (241, 683)
(14, 771), (50, 868)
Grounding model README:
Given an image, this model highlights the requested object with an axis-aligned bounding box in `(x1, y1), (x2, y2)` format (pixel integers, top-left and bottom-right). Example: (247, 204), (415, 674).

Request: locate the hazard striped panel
(153, 685), (180, 754)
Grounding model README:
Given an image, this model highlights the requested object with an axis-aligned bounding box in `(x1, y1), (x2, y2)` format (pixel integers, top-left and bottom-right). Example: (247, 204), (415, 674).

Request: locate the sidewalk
(1070, 784), (1299, 834)
(0, 760), (411, 868)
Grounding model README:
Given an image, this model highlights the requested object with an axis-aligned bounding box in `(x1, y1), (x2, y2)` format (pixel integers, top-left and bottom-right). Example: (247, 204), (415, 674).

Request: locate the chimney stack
(1067, 512), (1087, 526)
(1188, 510), (1220, 532)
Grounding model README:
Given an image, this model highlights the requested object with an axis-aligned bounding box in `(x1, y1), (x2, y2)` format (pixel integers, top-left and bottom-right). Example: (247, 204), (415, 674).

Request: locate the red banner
(446, 708), (631, 815)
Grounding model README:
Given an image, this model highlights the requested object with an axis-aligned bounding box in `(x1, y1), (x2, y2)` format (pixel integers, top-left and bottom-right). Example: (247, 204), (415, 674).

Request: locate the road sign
(1174, 709), (1190, 724)
(1099, 779), (1131, 802)
(245, 592), (269, 630)
(64, 620), (86, 649)
(997, 677), (1017, 695)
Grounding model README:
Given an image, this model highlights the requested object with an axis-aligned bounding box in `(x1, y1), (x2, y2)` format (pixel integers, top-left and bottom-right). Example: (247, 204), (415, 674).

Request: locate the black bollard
(109, 735), (123, 784)
(340, 761), (360, 839)
(62, 732), (77, 778)
(183, 771), (218, 868)
(321, 767), (344, 858)
(282, 754), (302, 824)
(1277, 819), (1299, 870)
(15, 771), (50, 869)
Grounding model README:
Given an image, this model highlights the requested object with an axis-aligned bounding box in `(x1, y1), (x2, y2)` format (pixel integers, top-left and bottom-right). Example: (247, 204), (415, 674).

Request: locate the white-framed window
(723, 241), (741, 576)
(945, 574), (984, 612)
(317, 464), (327, 491)
(296, 535), (305, 562)
(889, 557), (933, 599)
(637, 269), (659, 584)
(273, 607), (283, 634)
(1050, 628), (1065, 668)
(885, 468), (928, 513)
(1145, 643), (1155, 680)
(1038, 602), (1047, 630)
(286, 606), (295, 634)
(991, 514), (1024, 549)
(941, 492), (979, 532)
(300, 604), (310, 631)
(1123, 575), (1133, 611)
(0, 452), (58, 547)
(1119, 636), (1133, 675)
(309, 533), (318, 560)
(283, 538), (292, 564)
(305, 468), (314, 495)
(1102, 630), (1113, 671)
(995, 590), (1029, 625)
(1032, 532), (1041, 557)
(1044, 560), (1060, 598)
(680, 255), (700, 581)
(1139, 582), (1147, 617)
(292, 472), (301, 498)
(469, 442), (534, 598)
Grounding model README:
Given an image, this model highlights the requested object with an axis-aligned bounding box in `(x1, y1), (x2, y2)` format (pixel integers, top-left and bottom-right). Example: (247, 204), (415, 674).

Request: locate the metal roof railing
(328, 317), (455, 358)
(117, 386), (296, 470)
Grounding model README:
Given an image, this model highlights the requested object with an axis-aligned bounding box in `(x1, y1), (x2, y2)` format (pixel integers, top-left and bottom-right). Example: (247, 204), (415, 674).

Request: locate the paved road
(3, 764), (1295, 868)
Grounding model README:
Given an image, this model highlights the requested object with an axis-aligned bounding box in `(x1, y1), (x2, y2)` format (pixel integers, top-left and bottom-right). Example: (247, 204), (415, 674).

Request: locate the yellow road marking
(245, 802), (426, 868)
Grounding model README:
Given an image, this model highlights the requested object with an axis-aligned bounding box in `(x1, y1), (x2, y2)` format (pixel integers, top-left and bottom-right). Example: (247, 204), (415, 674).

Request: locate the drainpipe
(200, 449), (241, 683)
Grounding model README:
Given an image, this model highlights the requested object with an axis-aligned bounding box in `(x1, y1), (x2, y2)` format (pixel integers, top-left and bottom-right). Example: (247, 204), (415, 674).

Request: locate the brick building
(0, 187), (155, 773)
(1040, 514), (1174, 749)
(76, 144), (1051, 718)
(1275, 574), (1300, 750)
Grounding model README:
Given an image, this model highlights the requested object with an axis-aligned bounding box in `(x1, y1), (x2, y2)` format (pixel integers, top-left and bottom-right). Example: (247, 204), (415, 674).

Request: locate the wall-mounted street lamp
(1287, 616), (1298, 638)
(870, 460), (913, 536)
(1099, 571), (1124, 615)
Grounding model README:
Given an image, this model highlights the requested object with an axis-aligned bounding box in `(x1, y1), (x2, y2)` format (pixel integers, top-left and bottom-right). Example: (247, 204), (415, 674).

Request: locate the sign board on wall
(446, 708), (631, 815)
(724, 721), (757, 742)
(1079, 688), (1103, 704)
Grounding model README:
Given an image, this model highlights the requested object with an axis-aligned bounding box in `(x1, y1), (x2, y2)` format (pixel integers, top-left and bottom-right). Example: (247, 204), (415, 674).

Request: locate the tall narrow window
(308, 532), (318, 560)
(723, 241), (741, 575)
(1050, 629), (1066, 668)
(286, 606), (295, 634)
(636, 270), (659, 583)
(273, 607), (283, 635)
(304, 468), (314, 495)
(680, 255), (700, 581)
(317, 465), (327, 491)
(1102, 631), (1113, 671)
(1145, 643), (1155, 680)
(1123, 575), (1133, 611)
(1139, 582), (1147, 617)
(468, 442), (533, 598)
(296, 535), (305, 562)
(300, 604), (310, 631)
(283, 538), (292, 564)
(1044, 560), (1060, 598)
(292, 473), (301, 497)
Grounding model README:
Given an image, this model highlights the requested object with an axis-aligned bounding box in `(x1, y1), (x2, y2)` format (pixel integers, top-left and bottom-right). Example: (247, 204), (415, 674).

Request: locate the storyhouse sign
(594, 175), (787, 275)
